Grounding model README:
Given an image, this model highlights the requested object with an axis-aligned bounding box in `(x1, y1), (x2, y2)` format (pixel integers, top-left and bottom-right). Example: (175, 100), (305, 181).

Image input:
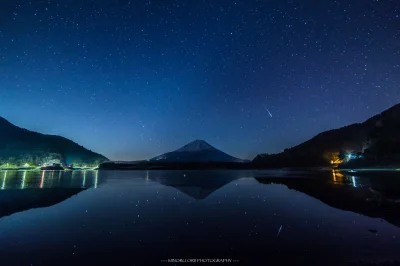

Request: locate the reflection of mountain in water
(255, 171), (400, 228)
(148, 171), (247, 199)
(0, 188), (85, 219)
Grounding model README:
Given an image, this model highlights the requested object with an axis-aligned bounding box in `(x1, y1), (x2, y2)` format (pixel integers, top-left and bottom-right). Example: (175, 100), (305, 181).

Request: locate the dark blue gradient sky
(0, 0), (399, 160)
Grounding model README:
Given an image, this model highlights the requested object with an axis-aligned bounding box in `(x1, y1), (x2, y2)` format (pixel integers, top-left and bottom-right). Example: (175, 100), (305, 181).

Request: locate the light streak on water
(82, 170), (86, 188)
(1, 171), (7, 190)
(21, 171), (27, 189)
(94, 170), (98, 189)
(40, 171), (45, 188)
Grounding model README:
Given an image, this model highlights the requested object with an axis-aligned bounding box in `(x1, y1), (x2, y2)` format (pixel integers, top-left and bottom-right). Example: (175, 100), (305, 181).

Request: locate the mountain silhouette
(0, 116), (108, 166)
(253, 103), (400, 167)
(151, 139), (246, 163)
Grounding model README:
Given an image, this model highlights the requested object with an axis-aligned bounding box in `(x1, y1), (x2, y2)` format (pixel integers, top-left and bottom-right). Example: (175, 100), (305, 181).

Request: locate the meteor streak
(264, 105), (273, 117)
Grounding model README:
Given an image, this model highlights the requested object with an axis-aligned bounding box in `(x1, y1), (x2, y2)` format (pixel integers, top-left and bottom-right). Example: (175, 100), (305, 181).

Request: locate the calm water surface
(0, 169), (400, 266)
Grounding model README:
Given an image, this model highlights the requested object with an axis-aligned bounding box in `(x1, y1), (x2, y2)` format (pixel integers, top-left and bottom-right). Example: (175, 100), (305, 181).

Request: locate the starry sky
(0, 0), (399, 161)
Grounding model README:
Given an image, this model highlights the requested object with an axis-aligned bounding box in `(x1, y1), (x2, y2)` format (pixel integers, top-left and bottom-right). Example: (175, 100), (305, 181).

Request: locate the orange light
(40, 171), (45, 188)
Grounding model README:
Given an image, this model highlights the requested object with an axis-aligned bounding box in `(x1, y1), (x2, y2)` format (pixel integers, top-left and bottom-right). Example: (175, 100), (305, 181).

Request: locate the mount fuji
(150, 140), (247, 163)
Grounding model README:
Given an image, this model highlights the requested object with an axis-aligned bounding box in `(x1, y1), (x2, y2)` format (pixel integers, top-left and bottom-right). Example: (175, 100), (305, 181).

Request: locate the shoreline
(1, 166), (399, 173)
(0, 168), (97, 171)
(338, 167), (400, 172)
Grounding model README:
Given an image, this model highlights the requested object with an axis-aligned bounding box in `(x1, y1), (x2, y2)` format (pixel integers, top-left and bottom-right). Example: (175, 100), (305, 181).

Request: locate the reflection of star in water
(277, 225), (283, 236)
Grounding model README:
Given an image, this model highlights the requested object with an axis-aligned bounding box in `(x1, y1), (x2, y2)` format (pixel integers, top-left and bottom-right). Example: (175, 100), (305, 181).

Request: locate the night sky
(0, 0), (399, 161)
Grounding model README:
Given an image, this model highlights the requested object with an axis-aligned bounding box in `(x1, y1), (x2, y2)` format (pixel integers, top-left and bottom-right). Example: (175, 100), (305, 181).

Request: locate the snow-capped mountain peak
(175, 140), (216, 152)
(150, 139), (246, 163)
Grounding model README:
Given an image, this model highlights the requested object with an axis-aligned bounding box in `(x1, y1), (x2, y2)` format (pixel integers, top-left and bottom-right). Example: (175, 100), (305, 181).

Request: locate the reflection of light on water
(1, 171), (7, 190)
(72, 170), (76, 185)
(48, 171), (55, 187)
(146, 171), (149, 181)
(332, 169), (345, 185)
(21, 171), (27, 189)
(94, 171), (98, 189)
(82, 171), (86, 188)
(40, 171), (45, 188)
(352, 176), (357, 187)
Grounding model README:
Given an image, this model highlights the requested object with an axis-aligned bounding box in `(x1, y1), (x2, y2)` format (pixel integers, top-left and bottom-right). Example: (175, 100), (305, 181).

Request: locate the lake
(0, 169), (400, 266)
